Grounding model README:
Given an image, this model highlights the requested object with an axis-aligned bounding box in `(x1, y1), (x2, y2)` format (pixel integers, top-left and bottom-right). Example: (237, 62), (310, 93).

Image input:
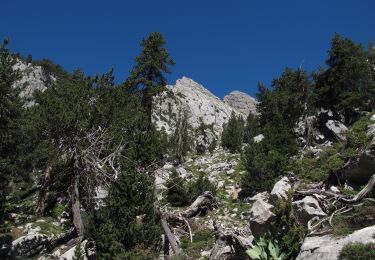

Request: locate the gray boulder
(253, 134), (264, 143)
(270, 177), (291, 204)
(292, 196), (326, 225)
(368, 122), (375, 147)
(249, 199), (275, 238)
(325, 120), (348, 141)
(245, 191), (269, 203)
(296, 225), (375, 260)
(176, 166), (191, 179)
(341, 149), (375, 185)
(12, 233), (49, 257)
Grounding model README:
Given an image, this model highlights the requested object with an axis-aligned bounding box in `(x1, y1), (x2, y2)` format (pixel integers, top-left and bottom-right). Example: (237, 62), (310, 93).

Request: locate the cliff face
(224, 90), (258, 118)
(12, 60), (55, 105)
(152, 77), (257, 141)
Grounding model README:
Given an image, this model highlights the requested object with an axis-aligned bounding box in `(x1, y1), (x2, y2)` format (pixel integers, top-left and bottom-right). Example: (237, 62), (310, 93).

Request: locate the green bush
(89, 167), (161, 259)
(51, 204), (66, 219)
(293, 113), (373, 183)
(166, 170), (190, 206)
(166, 171), (217, 206)
(187, 173), (217, 202)
(181, 228), (215, 258)
(270, 195), (306, 259)
(332, 201), (375, 236)
(339, 242), (375, 260)
(241, 146), (288, 193)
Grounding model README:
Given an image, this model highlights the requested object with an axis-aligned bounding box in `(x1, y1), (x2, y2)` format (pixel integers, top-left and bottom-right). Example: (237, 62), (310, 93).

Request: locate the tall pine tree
(126, 32), (175, 125)
(0, 39), (21, 225)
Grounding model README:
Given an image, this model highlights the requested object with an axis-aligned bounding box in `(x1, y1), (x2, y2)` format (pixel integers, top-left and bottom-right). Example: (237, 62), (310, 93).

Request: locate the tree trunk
(36, 162), (52, 216)
(71, 157), (84, 238)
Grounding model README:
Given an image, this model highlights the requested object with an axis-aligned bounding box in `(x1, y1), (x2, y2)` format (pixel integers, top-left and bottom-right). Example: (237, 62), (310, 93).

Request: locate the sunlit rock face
(224, 90), (258, 118)
(12, 60), (55, 105)
(152, 77), (257, 148)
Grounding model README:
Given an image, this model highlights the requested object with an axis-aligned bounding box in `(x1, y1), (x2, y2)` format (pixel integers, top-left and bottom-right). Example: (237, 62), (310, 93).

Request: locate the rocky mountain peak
(152, 77), (257, 151)
(224, 90), (258, 118)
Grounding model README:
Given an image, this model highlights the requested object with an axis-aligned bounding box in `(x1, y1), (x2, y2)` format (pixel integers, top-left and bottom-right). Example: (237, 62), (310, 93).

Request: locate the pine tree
(0, 38), (21, 225)
(126, 32), (175, 125)
(89, 166), (160, 259)
(166, 170), (190, 206)
(243, 113), (260, 143)
(257, 67), (313, 130)
(315, 33), (375, 123)
(221, 112), (245, 153)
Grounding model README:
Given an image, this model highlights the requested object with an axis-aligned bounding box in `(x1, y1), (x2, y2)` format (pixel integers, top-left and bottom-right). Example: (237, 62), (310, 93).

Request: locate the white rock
(329, 186), (340, 194)
(270, 177), (291, 204)
(253, 134), (265, 143)
(176, 166), (191, 179)
(223, 90), (258, 118)
(325, 120), (348, 141)
(162, 163), (174, 170)
(60, 240), (87, 260)
(152, 77), (257, 148)
(154, 168), (171, 190)
(245, 191), (269, 203)
(12, 60), (55, 106)
(370, 114), (375, 121)
(296, 225), (375, 260)
(292, 196), (327, 225)
(12, 233), (49, 257)
(227, 169), (235, 175)
(249, 199), (275, 237)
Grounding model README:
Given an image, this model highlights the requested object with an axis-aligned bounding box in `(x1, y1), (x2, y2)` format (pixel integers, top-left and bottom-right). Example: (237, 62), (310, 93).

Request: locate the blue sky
(1, 0), (374, 98)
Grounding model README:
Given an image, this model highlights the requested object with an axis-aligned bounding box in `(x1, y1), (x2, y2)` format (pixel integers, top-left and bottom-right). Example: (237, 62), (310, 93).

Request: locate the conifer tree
(221, 112), (245, 153)
(89, 166), (160, 258)
(126, 32), (175, 125)
(0, 39), (21, 225)
(315, 33), (375, 123)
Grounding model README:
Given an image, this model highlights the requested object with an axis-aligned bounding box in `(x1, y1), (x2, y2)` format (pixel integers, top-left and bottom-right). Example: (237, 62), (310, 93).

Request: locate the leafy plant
(246, 236), (286, 260)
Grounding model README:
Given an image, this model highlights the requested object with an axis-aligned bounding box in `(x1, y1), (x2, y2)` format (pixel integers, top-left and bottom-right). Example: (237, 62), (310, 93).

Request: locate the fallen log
(296, 174), (375, 204)
(181, 191), (218, 218)
(155, 191), (218, 258)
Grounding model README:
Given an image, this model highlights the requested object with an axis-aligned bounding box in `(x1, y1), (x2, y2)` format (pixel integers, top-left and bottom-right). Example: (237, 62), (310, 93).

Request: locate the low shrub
(339, 242), (375, 260)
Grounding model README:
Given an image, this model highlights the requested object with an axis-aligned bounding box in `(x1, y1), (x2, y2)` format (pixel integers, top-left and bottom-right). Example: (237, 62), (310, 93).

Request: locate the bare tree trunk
(36, 162), (52, 216)
(71, 157), (84, 238)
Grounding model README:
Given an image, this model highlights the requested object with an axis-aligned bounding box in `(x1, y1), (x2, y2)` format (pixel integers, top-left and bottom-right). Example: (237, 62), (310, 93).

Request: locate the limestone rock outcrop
(224, 90), (258, 118)
(292, 196), (327, 225)
(269, 177), (292, 204)
(152, 77), (257, 150)
(12, 60), (55, 105)
(296, 225), (375, 260)
(249, 199), (275, 238)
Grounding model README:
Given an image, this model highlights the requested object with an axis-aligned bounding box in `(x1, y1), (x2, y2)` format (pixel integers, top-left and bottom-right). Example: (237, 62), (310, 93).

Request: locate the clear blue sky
(1, 0), (374, 98)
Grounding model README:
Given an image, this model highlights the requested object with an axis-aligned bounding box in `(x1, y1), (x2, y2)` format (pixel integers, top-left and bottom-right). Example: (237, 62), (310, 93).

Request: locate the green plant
(181, 228), (214, 258)
(166, 170), (190, 206)
(332, 202), (375, 236)
(246, 236), (286, 260)
(270, 194), (306, 259)
(52, 204), (66, 218)
(72, 244), (84, 260)
(221, 112), (245, 153)
(187, 173), (217, 203)
(339, 242), (375, 260)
